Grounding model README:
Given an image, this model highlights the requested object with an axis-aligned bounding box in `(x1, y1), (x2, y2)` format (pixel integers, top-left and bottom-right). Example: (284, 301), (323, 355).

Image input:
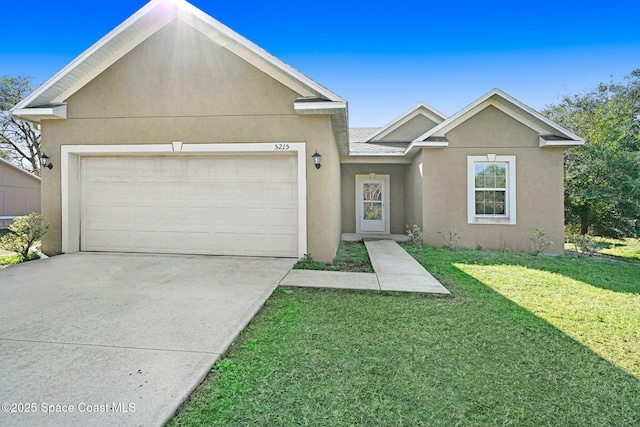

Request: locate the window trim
(467, 155), (516, 225)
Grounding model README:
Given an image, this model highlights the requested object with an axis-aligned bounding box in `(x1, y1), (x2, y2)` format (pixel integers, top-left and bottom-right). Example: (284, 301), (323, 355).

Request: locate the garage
(79, 153), (299, 257)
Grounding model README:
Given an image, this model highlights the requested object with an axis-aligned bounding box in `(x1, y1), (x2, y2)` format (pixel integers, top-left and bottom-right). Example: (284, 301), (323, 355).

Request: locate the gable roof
(358, 102), (447, 143)
(11, 0), (349, 152)
(405, 88), (584, 155)
(0, 157), (41, 182)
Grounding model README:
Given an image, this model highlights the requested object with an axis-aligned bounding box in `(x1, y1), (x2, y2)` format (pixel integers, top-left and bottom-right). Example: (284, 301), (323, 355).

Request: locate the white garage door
(80, 155), (298, 257)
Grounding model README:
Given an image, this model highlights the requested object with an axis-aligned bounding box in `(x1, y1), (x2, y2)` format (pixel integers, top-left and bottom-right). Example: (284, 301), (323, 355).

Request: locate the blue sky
(2, 0), (639, 126)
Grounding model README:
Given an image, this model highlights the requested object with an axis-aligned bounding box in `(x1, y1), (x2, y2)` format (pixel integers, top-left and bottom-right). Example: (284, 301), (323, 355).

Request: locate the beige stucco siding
(403, 152), (423, 231)
(40, 19), (341, 262)
(421, 106), (565, 253)
(66, 20), (298, 118)
(0, 163), (41, 227)
(341, 164), (405, 234)
(380, 115), (439, 142)
(447, 105), (540, 149)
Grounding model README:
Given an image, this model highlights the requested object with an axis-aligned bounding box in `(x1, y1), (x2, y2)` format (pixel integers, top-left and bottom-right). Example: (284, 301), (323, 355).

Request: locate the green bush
(529, 228), (555, 255)
(0, 213), (48, 261)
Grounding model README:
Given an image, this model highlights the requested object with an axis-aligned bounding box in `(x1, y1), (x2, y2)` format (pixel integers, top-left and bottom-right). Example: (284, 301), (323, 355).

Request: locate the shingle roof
(349, 128), (380, 143)
(349, 141), (408, 154)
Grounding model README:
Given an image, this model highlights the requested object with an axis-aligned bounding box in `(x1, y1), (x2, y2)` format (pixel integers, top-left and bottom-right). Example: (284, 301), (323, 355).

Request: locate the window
(467, 155), (516, 225)
(474, 163), (506, 215)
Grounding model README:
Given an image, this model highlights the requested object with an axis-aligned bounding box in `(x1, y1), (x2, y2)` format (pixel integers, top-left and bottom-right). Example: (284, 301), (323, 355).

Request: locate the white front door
(356, 175), (389, 233)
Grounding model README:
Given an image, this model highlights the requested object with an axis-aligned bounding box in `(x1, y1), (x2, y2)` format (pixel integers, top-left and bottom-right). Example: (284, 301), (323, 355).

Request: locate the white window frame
(467, 154), (516, 225)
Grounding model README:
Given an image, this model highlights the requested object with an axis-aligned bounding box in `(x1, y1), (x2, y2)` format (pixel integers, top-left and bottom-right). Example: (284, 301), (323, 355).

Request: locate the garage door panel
(270, 208), (296, 228)
(84, 229), (132, 251)
(270, 234), (297, 255)
(213, 207), (242, 226)
(81, 155), (298, 257)
(214, 183), (241, 201)
(241, 208), (268, 227)
(269, 185), (296, 202)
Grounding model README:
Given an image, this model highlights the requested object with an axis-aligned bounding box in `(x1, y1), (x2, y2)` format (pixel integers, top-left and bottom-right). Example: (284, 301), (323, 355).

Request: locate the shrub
(405, 224), (428, 248)
(0, 213), (49, 261)
(439, 227), (460, 250)
(529, 228), (555, 255)
(568, 234), (603, 256)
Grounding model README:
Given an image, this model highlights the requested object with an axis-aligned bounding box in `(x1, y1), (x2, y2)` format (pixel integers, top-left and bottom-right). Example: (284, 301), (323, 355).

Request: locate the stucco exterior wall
(340, 164), (405, 234)
(0, 162), (41, 227)
(421, 106), (565, 253)
(380, 115), (438, 142)
(403, 152), (423, 232)
(39, 19), (341, 262)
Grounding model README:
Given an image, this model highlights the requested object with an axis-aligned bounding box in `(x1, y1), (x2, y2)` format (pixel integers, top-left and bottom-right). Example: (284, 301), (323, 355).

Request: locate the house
(0, 158), (41, 228)
(11, 0), (583, 261)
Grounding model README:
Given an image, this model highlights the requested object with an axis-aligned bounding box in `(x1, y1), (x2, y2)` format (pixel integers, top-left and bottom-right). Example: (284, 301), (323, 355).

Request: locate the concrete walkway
(280, 240), (450, 295)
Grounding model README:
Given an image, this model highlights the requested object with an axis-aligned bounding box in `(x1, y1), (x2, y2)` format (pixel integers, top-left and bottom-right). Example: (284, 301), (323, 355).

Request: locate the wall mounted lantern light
(312, 150), (322, 169)
(40, 152), (53, 170)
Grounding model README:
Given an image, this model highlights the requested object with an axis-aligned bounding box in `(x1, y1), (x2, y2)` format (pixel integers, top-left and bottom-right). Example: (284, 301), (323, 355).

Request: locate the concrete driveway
(0, 253), (294, 427)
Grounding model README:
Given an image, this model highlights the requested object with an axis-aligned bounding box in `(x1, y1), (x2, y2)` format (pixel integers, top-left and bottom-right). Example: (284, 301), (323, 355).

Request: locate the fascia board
(404, 140), (449, 157)
(539, 136), (585, 147)
(294, 101), (347, 115)
(11, 105), (67, 122)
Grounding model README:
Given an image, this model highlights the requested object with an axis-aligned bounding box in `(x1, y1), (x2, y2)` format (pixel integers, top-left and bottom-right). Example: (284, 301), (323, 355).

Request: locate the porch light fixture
(312, 150), (322, 169)
(40, 152), (53, 170)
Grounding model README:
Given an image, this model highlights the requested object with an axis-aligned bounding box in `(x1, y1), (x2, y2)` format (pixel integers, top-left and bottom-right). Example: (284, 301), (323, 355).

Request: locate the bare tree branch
(0, 75), (41, 175)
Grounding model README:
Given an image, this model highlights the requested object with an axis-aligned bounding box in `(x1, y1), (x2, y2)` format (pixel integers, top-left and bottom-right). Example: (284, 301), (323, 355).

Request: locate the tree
(543, 70), (640, 238)
(0, 213), (48, 261)
(0, 76), (41, 175)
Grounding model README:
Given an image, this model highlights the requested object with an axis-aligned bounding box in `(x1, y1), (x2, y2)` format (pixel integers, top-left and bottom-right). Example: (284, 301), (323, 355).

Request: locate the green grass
(169, 247), (640, 426)
(566, 236), (640, 263)
(293, 241), (373, 272)
(598, 237), (640, 262)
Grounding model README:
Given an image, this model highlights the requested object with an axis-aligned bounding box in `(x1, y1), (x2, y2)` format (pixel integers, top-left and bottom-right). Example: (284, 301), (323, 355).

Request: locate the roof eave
(404, 141), (449, 157)
(539, 136), (585, 147)
(293, 99), (349, 155)
(294, 100), (347, 115)
(11, 104), (68, 123)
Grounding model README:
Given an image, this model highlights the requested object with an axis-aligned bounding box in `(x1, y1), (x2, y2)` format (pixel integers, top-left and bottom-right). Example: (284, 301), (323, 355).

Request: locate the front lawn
(169, 247), (640, 426)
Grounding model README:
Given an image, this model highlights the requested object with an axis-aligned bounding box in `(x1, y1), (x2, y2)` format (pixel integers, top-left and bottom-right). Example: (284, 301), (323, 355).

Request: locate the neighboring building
(0, 158), (41, 228)
(11, 0), (582, 261)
